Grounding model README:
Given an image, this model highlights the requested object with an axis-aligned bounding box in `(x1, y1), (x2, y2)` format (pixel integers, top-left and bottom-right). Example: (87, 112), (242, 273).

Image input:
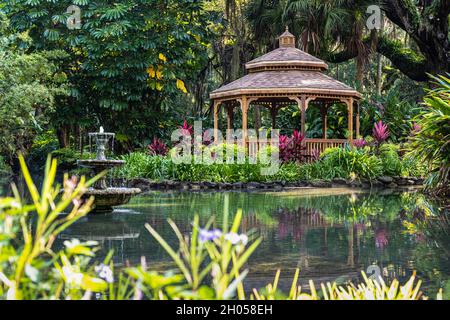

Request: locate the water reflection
(58, 188), (449, 297)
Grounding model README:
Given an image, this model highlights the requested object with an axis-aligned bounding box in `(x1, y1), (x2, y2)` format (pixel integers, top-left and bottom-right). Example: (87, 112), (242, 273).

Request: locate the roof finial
(279, 26), (296, 48)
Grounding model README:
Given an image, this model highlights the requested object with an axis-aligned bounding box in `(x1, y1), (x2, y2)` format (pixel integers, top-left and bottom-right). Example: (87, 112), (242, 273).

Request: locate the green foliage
(115, 142), (426, 183)
(303, 147), (383, 181)
(0, 15), (68, 164)
(379, 144), (403, 176)
(50, 148), (94, 170)
(114, 152), (174, 181)
(0, 155), (106, 299)
(407, 74), (450, 195)
(3, 0), (220, 149)
(0, 156), (11, 177)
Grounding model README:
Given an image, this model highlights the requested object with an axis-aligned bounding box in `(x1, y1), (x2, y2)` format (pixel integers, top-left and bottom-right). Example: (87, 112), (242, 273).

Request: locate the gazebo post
(270, 102), (278, 129)
(346, 98), (354, 144)
(226, 104), (234, 130)
(320, 103), (328, 139)
(213, 100), (220, 142)
(301, 95), (307, 136)
(240, 96), (249, 145)
(355, 101), (360, 138)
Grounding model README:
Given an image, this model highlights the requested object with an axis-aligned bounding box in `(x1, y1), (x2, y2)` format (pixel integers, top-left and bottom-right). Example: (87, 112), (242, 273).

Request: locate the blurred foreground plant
(141, 198), (261, 299)
(253, 270), (442, 300)
(0, 155), (108, 299)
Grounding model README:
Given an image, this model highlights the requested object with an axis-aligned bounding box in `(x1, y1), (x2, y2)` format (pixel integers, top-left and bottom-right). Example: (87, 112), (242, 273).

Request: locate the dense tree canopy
(3, 0), (219, 149)
(246, 0), (449, 81)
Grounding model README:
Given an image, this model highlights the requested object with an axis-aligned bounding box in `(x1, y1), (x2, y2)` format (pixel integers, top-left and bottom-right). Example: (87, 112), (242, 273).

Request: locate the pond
(58, 188), (450, 298)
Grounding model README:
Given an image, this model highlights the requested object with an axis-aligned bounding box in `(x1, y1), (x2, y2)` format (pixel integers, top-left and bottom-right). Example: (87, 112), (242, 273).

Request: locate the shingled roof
(210, 70), (359, 99)
(246, 47), (328, 71)
(211, 27), (361, 100)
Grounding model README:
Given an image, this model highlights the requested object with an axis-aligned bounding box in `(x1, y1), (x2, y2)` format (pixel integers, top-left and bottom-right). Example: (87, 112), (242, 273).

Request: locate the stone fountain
(77, 127), (141, 213)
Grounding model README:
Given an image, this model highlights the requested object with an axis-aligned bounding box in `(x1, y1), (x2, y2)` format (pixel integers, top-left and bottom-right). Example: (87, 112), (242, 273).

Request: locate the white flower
(239, 234), (249, 246)
(62, 266), (83, 286)
(224, 232), (241, 245)
(95, 264), (114, 283)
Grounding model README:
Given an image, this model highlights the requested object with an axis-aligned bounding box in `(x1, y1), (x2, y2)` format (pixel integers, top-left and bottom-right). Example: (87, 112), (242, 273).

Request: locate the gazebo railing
(304, 139), (348, 157)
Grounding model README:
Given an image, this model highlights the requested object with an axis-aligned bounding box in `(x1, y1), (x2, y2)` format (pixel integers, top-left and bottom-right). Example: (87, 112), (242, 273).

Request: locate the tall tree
(0, 14), (68, 167)
(246, 0), (450, 81)
(3, 0), (217, 150)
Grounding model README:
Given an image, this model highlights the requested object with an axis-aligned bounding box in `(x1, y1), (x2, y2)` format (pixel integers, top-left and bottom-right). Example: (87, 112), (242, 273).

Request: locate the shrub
(311, 147), (383, 180)
(354, 138), (367, 149)
(373, 120), (390, 147)
(379, 144), (403, 176)
(272, 163), (305, 182)
(113, 152), (173, 181)
(147, 138), (168, 156)
(407, 74), (450, 196)
(280, 130), (307, 163)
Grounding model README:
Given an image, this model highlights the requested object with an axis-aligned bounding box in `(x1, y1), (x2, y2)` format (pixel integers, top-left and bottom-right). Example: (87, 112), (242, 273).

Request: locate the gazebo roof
(210, 70), (359, 99)
(211, 28), (361, 101)
(245, 47), (328, 71)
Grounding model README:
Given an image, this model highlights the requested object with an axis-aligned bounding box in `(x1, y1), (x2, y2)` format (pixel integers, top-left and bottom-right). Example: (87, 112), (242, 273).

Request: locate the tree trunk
(376, 16), (385, 96)
(57, 126), (70, 149)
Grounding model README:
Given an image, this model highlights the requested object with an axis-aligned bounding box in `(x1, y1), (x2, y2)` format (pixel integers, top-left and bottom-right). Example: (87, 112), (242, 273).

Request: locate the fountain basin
(77, 160), (125, 190)
(83, 187), (142, 214)
(77, 159), (125, 169)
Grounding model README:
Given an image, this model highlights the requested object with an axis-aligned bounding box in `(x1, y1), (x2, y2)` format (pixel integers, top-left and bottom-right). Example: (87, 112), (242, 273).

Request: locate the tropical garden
(0, 0), (449, 301)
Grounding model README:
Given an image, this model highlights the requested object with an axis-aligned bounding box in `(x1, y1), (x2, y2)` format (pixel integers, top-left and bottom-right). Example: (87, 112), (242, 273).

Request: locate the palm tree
(246, 0), (374, 87)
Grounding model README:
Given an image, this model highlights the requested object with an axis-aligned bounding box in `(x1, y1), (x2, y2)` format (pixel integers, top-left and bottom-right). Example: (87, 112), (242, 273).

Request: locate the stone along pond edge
(123, 176), (424, 192)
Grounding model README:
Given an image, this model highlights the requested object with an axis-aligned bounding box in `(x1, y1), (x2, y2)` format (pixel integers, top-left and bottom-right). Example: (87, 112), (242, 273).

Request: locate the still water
(59, 188), (450, 298)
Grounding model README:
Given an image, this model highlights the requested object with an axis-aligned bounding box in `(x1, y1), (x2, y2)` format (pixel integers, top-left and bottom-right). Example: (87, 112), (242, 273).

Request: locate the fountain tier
(78, 127), (141, 213)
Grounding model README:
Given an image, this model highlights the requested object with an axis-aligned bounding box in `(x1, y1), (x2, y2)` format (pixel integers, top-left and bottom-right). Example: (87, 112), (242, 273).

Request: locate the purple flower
(199, 229), (222, 243)
(95, 264), (114, 283)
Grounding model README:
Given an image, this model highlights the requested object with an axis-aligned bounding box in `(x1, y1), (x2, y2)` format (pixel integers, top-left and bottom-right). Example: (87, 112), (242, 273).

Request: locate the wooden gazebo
(210, 27), (362, 155)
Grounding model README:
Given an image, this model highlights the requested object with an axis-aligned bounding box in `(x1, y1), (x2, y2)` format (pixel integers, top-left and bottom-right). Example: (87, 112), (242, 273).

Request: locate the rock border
(123, 176), (424, 192)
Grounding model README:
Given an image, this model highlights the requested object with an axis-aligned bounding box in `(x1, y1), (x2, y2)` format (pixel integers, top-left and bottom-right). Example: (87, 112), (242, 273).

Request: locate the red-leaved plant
(148, 137), (168, 156)
(373, 121), (390, 145)
(411, 122), (422, 136)
(181, 120), (193, 137)
(279, 130), (306, 163)
(353, 138), (367, 149)
(279, 135), (291, 163)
